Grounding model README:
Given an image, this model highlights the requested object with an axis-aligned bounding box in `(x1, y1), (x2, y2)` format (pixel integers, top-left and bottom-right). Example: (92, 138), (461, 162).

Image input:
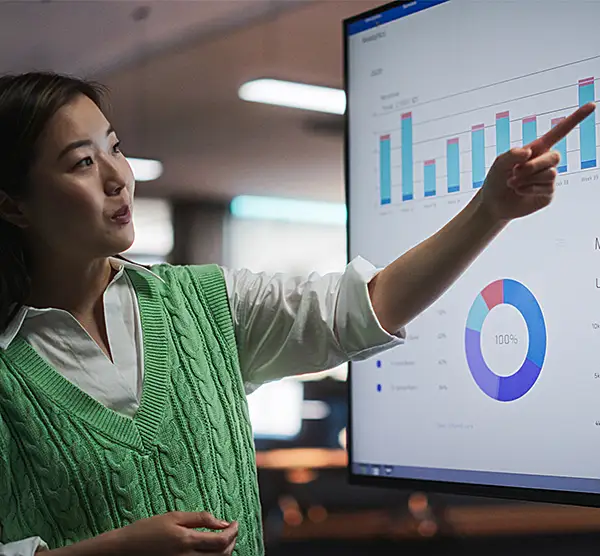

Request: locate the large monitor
(345, 0), (600, 506)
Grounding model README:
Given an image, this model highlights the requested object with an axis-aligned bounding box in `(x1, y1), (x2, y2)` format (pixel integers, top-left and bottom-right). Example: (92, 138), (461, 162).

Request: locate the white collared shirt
(0, 256), (404, 554)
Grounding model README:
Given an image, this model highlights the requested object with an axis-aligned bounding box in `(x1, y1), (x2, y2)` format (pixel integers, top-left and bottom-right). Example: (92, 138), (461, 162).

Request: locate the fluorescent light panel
(230, 195), (347, 226)
(238, 78), (346, 115)
(126, 157), (163, 182)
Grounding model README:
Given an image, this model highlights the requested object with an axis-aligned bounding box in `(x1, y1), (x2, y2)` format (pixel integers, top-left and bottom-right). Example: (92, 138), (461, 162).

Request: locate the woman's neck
(26, 253), (114, 316)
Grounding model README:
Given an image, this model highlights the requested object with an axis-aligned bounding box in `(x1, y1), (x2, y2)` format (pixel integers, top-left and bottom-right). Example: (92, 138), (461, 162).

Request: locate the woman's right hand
(47, 511), (238, 556)
(114, 511), (238, 555)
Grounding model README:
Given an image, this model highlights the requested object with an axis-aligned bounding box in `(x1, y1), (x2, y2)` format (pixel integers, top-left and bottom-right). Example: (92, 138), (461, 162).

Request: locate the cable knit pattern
(183, 270), (264, 550)
(0, 264), (264, 555)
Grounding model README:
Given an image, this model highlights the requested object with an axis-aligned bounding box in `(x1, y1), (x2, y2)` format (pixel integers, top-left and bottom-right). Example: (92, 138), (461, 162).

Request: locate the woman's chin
(111, 227), (135, 255)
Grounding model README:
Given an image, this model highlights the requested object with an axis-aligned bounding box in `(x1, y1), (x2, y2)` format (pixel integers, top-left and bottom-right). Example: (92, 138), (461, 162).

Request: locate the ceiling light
(238, 79), (346, 115)
(126, 157), (163, 182)
(230, 195), (347, 226)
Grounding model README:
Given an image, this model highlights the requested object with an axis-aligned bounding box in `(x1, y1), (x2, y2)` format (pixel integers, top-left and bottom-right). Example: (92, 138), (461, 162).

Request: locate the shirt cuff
(0, 537), (49, 556)
(335, 256), (405, 360)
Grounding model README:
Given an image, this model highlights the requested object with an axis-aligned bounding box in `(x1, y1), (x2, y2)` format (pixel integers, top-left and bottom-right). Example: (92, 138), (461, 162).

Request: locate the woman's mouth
(111, 204), (132, 225)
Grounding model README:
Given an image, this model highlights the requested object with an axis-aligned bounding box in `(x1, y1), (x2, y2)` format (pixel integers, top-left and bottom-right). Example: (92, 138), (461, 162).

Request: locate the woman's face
(23, 93), (135, 262)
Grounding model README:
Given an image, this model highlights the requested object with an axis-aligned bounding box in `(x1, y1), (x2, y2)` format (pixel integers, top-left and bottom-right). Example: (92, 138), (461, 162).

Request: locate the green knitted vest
(0, 264), (264, 555)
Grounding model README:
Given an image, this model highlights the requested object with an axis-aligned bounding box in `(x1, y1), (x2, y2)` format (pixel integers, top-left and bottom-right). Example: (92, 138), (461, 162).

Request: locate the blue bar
(447, 138), (460, 193)
(552, 117), (568, 174)
(402, 112), (414, 201)
(380, 135), (391, 205)
(496, 112), (510, 155)
(347, 0), (450, 36)
(579, 78), (596, 169)
(522, 116), (537, 146)
(424, 159), (436, 197)
(472, 124), (485, 189)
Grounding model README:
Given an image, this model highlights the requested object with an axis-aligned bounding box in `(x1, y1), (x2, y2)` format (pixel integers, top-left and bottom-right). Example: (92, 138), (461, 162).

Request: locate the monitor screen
(345, 0), (600, 505)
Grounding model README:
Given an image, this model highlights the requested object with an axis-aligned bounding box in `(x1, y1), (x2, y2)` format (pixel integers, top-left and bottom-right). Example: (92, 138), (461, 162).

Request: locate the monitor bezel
(343, 0), (600, 509)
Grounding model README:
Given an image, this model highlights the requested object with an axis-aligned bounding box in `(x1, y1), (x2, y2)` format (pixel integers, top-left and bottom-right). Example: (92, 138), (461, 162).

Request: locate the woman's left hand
(479, 102), (595, 222)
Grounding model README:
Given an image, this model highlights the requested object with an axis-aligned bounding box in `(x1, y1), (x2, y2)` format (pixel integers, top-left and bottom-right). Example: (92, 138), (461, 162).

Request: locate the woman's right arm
(1, 512), (238, 556)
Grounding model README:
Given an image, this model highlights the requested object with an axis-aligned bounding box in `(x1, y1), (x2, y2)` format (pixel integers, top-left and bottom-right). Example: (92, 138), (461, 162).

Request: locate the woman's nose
(106, 180), (125, 196)
(102, 159), (129, 196)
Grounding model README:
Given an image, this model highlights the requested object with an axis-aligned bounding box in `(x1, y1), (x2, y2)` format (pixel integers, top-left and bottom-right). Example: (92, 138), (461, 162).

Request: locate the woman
(0, 72), (592, 556)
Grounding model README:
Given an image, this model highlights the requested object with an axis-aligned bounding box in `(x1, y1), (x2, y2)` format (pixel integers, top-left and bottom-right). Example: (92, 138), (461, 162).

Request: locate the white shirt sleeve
(221, 256), (404, 392)
(0, 537), (48, 555)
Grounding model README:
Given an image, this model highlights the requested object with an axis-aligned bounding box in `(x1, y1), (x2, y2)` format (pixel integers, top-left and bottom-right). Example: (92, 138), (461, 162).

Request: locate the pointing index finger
(528, 102), (595, 155)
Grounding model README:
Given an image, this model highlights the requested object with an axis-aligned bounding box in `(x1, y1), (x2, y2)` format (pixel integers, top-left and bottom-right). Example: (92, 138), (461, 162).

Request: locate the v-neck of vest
(4, 267), (169, 453)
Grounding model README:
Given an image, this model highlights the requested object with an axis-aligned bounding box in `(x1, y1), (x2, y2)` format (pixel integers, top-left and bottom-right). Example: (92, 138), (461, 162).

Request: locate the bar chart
(522, 116), (537, 146)
(579, 78), (596, 169)
(424, 160), (436, 197)
(471, 123), (486, 189)
(552, 117), (568, 174)
(447, 138), (460, 193)
(496, 111), (510, 155)
(379, 135), (391, 205)
(377, 75), (598, 206)
(401, 112), (413, 201)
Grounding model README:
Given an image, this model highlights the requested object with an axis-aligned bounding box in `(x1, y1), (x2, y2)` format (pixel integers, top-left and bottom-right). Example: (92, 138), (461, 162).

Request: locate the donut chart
(465, 279), (546, 402)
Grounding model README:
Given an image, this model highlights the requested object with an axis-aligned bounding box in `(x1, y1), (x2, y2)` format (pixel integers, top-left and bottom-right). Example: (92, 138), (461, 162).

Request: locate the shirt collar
(0, 257), (164, 350)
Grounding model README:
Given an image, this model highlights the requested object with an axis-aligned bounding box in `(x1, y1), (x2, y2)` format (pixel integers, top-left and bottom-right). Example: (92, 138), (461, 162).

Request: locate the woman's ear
(0, 191), (29, 229)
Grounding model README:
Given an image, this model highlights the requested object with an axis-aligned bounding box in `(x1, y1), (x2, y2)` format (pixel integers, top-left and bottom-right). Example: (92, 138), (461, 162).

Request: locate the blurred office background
(3, 1), (600, 553)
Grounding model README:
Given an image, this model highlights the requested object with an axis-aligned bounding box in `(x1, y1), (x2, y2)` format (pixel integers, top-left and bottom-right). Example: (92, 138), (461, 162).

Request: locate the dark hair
(0, 72), (108, 331)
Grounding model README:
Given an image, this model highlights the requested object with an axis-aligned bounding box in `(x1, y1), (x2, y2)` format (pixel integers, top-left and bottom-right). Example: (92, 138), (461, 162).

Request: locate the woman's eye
(113, 141), (122, 154)
(75, 157), (93, 169)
